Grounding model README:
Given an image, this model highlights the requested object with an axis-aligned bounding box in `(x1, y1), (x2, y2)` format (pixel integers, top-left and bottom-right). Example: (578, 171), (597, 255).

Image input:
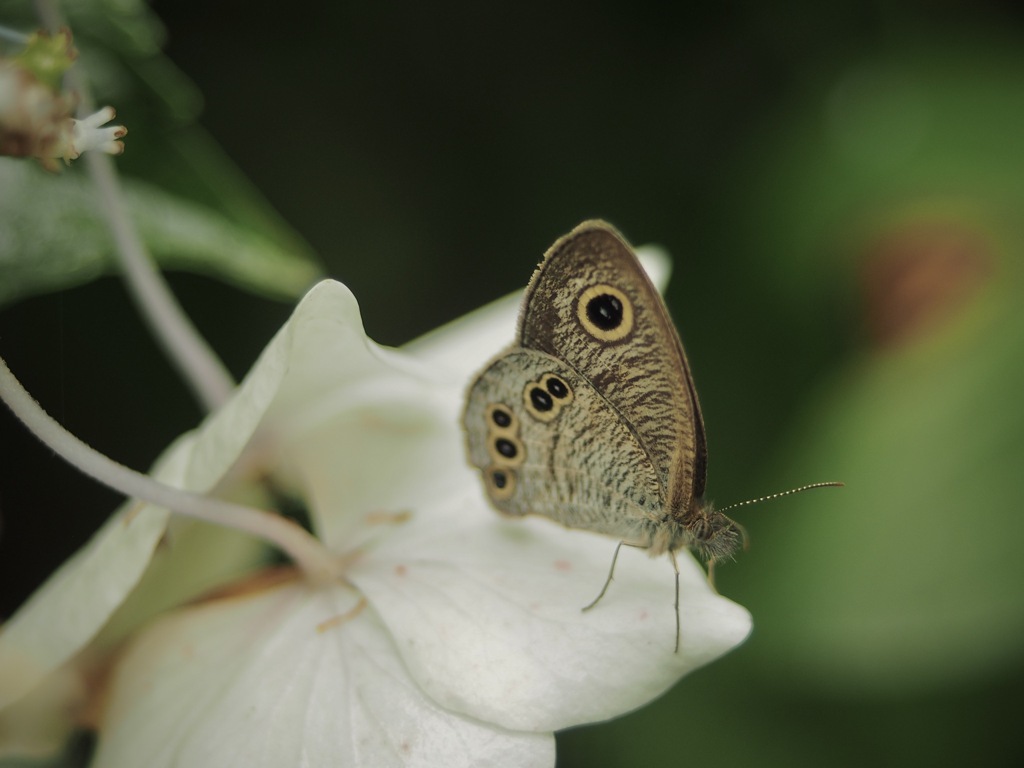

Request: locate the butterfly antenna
(715, 481), (844, 515)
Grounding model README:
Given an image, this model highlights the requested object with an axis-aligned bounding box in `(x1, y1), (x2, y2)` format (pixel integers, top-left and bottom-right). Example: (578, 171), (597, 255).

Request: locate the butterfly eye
(576, 283), (634, 342)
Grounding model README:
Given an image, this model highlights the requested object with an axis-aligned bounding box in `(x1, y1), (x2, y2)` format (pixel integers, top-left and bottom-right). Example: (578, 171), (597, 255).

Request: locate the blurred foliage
(0, 160), (320, 305)
(714, 27), (1024, 686)
(0, 0), (320, 306)
(11, 28), (75, 90)
(3, 0), (1024, 766)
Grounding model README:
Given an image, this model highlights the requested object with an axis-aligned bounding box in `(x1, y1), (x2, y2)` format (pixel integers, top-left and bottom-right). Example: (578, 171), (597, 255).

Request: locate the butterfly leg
(583, 540), (654, 612)
(582, 540), (625, 612)
(670, 550), (681, 653)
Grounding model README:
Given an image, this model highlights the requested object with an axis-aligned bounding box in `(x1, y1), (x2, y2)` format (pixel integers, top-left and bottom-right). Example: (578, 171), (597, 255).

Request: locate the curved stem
(0, 24), (28, 43)
(83, 150), (236, 411)
(0, 355), (340, 583)
(34, 0), (235, 413)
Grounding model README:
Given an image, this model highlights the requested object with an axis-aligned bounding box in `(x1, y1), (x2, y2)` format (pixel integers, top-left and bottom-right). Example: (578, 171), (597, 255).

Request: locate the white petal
(0, 488), (170, 710)
(350, 487), (752, 733)
(635, 244), (673, 293)
(258, 280), (453, 426)
(404, 290), (520, 382)
(93, 578), (554, 768)
(0, 657), (84, 759)
(249, 281), (462, 548)
(279, 390), (464, 552)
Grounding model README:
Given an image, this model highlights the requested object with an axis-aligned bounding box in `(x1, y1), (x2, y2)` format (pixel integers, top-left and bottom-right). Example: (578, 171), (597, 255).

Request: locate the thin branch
(0, 354), (341, 583)
(0, 24), (29, 43)
(83, 150), (236, 411)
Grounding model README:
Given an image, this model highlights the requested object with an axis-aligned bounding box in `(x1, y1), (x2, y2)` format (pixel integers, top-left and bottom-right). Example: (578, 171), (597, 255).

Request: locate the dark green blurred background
(2, 0), (1024, 765)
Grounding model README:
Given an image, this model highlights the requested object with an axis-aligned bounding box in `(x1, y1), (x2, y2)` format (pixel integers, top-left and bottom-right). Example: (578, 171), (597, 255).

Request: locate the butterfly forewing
(516, 221), (707, 519)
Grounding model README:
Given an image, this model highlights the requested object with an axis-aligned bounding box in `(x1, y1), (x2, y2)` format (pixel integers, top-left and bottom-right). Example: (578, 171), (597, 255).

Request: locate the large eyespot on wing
(576, 283), (634, 342)
(517, 220), (708, 516)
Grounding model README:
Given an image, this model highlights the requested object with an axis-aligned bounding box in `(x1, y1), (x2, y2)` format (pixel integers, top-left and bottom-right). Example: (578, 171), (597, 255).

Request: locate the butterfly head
(653, 501), (745, 564)
(691, 505), (746, 563)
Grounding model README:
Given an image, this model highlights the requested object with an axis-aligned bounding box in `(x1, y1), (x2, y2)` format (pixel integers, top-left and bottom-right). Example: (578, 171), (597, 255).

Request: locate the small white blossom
(67, 106), (127, 159)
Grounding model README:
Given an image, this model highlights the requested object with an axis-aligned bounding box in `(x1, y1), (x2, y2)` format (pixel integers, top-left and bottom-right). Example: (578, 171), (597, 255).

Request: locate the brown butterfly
(463, 220), (840, 650)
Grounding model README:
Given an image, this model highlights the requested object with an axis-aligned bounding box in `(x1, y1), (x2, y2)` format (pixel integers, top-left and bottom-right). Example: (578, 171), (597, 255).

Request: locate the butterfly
(463, 220), (840, 650)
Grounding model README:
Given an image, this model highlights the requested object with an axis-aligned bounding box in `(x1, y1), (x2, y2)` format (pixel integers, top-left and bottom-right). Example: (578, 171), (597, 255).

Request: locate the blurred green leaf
(720, 39), (1024, 696)
(0, 0), (165, 58)
(12, 28), (76, 90)
(738, 284), (1024, 694)
(729, 36), (1024, 300)
(0, 0), (322, 307)
(0, 160), (321, 306)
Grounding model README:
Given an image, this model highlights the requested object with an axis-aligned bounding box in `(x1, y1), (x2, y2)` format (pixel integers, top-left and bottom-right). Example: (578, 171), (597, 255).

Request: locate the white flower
(0, 251), (751, 767)
(67, 106), (126, 159)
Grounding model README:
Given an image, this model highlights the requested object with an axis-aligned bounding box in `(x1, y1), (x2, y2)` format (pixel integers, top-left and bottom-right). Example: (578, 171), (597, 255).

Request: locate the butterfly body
(463, 220), (741, 565)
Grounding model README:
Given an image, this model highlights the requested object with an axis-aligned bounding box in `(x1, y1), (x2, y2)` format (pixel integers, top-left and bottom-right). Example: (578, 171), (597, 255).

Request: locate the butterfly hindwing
(463, 349), (665, 541)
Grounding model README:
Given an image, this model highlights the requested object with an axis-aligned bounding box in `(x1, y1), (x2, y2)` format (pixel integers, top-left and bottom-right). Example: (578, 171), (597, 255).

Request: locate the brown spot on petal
(553, 559), (572, 572)
(860, 219), (994, 347)
(193, 565), (301, 604)
(316, 597), (367, 633)
(77, 646), (118, 730)
(365, 509), (412, 525)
